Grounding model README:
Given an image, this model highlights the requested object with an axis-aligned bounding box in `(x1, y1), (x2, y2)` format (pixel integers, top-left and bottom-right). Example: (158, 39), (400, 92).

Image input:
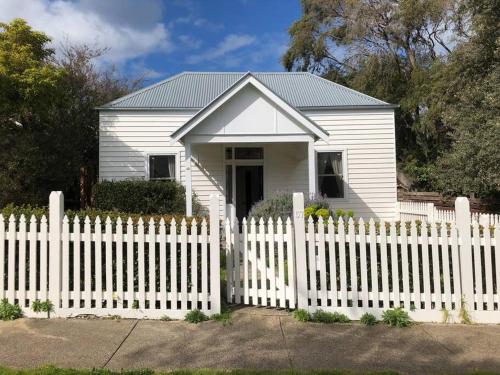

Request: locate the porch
(187, 142), (314, 220)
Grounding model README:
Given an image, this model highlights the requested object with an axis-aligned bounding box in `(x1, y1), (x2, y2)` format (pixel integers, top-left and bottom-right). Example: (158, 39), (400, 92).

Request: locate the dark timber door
(235, 165), (263, 222)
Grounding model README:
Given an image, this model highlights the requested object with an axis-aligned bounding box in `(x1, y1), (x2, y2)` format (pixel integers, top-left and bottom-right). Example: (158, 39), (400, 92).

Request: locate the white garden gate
(226, 193), (500, 324)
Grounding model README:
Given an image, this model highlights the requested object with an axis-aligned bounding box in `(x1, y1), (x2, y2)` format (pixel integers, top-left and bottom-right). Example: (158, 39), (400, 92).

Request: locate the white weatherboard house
(98, 72), (397, 220)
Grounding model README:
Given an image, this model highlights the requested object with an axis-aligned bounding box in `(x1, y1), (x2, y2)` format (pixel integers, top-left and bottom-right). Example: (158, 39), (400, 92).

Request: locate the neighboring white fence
(226, 194), (500, 323)
(397, 200), (500, 226)
(0, 192), (221, 319)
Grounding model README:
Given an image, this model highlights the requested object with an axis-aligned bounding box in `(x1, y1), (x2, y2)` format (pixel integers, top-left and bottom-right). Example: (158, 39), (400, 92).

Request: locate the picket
(2, 191), (499, 323)
(0, 194), (220, 319)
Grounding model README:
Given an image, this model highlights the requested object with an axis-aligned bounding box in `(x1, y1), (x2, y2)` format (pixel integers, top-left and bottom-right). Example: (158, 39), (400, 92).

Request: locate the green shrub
(382, 308), (412, 327)
(360, 312), (377, 326)
(0, 299), (22, 320)
(248, 192), (294, 221)
(335, 208), (355, 219)
(304, 206), (316, 219)
(293, 309), (311, 322)
(315, 208), (330, 221)
(159, 315), (172, 321)
(31, 299), (54, 318)
(93, 180), (200, 215)
(311, 309), (350, 323)
(211, 310), (233, 326)
(185, 309), (209, 324)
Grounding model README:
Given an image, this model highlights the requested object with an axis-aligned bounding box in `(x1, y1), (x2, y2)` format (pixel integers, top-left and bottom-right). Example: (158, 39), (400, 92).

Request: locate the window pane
(317, 152), (342, 176)
(225, 147), (232, 160)
(318, 175), (344, 198)
(226, 165), (233, 204)
(149, 155), (175, 179)
(234, 147), (263, 160)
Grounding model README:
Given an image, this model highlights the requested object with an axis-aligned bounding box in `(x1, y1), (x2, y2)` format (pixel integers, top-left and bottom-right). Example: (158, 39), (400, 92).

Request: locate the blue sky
(0, 0), (301, 84)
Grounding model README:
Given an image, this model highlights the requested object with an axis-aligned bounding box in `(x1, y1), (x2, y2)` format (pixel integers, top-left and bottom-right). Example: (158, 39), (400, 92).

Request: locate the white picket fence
(397, 200), (500, 226)
(0, 192), (220, 319)
(226, 194), (500, 323)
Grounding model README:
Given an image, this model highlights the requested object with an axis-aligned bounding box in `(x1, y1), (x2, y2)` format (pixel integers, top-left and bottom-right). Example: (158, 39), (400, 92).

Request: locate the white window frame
(315, 147), (349, 201)
(146, 152), (180, 182)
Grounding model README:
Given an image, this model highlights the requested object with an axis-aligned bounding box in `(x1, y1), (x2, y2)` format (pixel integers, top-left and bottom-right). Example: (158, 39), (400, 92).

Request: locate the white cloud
(178, 35), (203, 50)
(0, 0), (171, 64)
(187, 34), (256, 65)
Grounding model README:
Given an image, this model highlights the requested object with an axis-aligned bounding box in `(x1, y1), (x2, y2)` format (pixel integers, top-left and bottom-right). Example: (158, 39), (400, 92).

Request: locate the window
(149, 155), (176, 180)
(234, 147), (263, 160)
(317, 152), (344, 198)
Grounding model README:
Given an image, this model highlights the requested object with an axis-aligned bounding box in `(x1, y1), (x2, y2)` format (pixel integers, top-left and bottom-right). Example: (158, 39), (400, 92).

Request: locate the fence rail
(396, 200), (500, 226)
(226, 195), (500, 324)
(0, 192), (220, 319)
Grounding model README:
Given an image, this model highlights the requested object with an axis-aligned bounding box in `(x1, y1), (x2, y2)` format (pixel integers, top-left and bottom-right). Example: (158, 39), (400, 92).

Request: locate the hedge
(93, 180), (201, 215)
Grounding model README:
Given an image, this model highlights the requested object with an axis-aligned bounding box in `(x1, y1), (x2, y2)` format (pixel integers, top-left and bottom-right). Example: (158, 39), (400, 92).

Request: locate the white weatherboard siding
(99, 110), (195, 181)
(99, 108), (396, 219)
(306, 109), (397, 219)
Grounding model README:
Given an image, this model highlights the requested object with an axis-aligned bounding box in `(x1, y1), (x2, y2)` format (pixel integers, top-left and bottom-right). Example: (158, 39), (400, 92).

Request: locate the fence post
(209, 194), (221, 314)
(293, 192), (308, 309)
(427, 203), (435, 223)
(49, 191), (64, 314)
(455, 197), (474, 312)
(395, 201), (401, 221)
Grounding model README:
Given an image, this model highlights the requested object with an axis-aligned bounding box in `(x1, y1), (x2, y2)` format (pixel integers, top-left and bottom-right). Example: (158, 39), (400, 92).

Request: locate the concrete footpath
(0, 307), (499, 374)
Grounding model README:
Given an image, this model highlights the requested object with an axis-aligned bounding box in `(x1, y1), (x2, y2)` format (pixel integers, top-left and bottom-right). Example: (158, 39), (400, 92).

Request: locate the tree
(425, 0), (500, 197)
(282, 0), (459, 177)
(0, 19), (139, 208)
(0, 19), (64, 205)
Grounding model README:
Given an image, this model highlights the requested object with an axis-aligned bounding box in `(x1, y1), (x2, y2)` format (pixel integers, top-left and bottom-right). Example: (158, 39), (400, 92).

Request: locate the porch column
(308, 138), (317, 198)
(185, 141), (193, 216)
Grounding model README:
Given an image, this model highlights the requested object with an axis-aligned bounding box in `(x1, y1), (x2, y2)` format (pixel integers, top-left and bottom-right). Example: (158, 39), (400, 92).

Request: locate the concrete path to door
(0, 307), (499, 374)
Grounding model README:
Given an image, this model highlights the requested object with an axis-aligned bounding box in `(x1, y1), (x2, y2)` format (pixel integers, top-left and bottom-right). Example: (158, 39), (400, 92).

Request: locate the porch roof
(170, 73), (330, 143)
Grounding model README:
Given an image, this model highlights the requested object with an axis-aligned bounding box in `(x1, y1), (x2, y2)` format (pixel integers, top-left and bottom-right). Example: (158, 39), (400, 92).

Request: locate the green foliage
(459, 297), (472, 324)
(0, 19), (137, 209)
(248, 192), (294, 221)
(185, 309), (209, 324)
(315, 208), (330, 221)
(381, 308), (412, 327)
(293, 309), (312, 322)
(311, 310), (350, 324)
(131, 300), (139, 310)
(282, 0), (499, 198)
(0, 299), (22, 320)
(334, 209), (354, 219)
(360, 313), (377, 326)
(31, 299), (54, 318)
(159, 315), (172, 321)
(211, 310), (233, 326)
(0, 204), (203, 230)
(304, 206), (316, 219)
(94, 180), (196, 215)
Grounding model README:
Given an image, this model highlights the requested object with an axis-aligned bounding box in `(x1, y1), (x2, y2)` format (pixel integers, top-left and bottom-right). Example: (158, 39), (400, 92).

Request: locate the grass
(381, 308), (412, 328)
(185, 309), (209, 324)
(0, 366), (497, 375)
(0, 366), (403, 375)
(292, 309), (349, 324)
(211, 310), (233, 326)
(360, 313), (377, 326)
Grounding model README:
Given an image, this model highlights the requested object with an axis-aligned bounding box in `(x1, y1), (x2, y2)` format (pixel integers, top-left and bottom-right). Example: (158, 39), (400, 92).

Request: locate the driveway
(0, 307), (499, 374)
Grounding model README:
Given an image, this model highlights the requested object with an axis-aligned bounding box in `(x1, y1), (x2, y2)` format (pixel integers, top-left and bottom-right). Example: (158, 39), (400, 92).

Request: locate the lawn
(0, 367), (497, 375)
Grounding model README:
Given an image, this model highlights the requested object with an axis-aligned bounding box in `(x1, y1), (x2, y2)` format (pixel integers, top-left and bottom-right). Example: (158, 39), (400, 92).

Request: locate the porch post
(308, 138), (316, 198)
(185, 141), (193, 216)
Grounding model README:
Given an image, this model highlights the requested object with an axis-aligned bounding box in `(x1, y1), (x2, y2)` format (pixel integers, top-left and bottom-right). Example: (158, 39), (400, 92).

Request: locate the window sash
(317, 151), (344, 198)
(149, 155), (176, 180)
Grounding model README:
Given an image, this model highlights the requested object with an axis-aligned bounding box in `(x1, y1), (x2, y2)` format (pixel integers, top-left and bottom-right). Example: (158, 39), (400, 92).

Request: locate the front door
(235, 165), (263, 222)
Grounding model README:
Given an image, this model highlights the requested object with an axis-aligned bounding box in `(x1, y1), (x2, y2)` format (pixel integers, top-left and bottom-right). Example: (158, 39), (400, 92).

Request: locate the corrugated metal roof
(100, 72), (391, 109)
